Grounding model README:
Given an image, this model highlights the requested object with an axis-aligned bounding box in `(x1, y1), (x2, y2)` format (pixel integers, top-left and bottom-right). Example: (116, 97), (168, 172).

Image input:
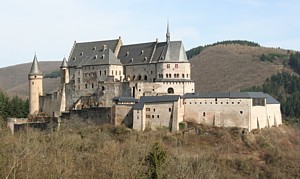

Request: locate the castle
(28, 25), (282, 132)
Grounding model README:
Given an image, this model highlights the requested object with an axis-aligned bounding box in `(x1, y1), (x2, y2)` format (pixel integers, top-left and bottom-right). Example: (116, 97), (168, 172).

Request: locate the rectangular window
(77, 78), (80, 83)
(146, 108), (150, 111)
(175, 64), (178, 68)
(169, 108), (172, 112)
(153, 109), (155, 112)
(100, 71), (102, 76)
(146, 115), (151, 118)
(167, 64), (170, 68)
(252, 98), (265, 106)
(157, 115), (159, 118)
(104, 70), (107, 76)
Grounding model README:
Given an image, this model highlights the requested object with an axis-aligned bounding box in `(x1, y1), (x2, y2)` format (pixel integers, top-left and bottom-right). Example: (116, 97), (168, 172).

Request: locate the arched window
(169, 73), (172, 78)
(138, 75), (142, 81)
(167, 87), (174, 94)
(166, 74), (168, 78)
(144, 75), (148, 81)
(182, 74), (185, 78)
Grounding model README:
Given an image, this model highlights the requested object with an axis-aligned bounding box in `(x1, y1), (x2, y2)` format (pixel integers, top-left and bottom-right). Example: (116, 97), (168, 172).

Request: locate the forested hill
(187, 40), (260, 59)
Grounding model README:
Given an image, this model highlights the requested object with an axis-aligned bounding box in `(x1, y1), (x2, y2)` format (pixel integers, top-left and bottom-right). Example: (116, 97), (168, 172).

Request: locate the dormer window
(160, 56), (164, 60)
(92, 46), (96, 50)
(101, 55), (105, 59)
(126, 51), (129, 56)
(129, 58), (133, 63)
(144, 57), (147, 61)
(94, 55), (97, 59)
(140, 50), (144, 55)
(80, 52), (83, 56)
(73, 57), (76, 61)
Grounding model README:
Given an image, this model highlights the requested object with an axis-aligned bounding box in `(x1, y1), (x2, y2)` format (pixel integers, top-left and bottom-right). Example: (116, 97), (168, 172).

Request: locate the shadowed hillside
(190, 44), (293, 92)
(0, 61), (61, 98)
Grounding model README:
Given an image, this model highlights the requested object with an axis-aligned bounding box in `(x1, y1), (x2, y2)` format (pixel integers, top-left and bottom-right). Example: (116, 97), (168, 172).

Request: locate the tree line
(244, 72), (300, 119)
(186, 40), (260, 59)
(0, 91), (28, 120)
(289, 52), (300, 74)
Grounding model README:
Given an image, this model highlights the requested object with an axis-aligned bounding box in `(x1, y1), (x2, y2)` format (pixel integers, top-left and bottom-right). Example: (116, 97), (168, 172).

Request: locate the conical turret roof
(60, 57), (68, 68)
(29, 54), (42, 76)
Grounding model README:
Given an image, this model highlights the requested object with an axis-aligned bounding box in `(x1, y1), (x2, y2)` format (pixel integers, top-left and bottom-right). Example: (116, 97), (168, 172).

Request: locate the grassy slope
(0, 61), (61, 98)
(0, 120), (299, 178)
(190, 44), (293, 92)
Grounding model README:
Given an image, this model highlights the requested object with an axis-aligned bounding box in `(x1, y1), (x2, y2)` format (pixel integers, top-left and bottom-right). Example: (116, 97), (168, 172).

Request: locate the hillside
(0, 120), (299, 178)
(190, 44), (294, 92)
(0, 61), (61, 98)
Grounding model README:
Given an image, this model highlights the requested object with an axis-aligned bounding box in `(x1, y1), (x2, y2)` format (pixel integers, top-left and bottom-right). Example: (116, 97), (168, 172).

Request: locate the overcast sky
(1, 0), (300, 67)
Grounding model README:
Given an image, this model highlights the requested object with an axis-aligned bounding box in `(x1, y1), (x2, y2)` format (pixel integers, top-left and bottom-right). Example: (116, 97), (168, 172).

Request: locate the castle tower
(60, 57), (69, 112)
(28, 54), (43, 115)
(60, 57), (69, 84)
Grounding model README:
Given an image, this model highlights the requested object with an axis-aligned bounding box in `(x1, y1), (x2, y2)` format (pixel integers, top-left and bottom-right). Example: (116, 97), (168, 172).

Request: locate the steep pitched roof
(68, 39), (119, 67)
(29, 54), (42, 75)
(118, 42), (156, 64)
(133, 95), (181, 110)
(60, 57), (68, 68)
(82, 48), (122, 66)
(161, 41), (188, 62)
(118, 40), (188, 65)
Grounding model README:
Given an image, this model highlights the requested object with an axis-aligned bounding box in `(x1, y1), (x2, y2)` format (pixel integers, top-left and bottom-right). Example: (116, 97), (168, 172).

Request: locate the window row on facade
(82, 70), (122, 77)
(166, 64), (179, 69)
(158, 73), (189, 79)
(184, 101), (242, 105)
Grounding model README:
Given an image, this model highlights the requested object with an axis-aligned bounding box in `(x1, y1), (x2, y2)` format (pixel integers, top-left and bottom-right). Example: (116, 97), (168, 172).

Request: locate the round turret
(28, 54), (43, 115)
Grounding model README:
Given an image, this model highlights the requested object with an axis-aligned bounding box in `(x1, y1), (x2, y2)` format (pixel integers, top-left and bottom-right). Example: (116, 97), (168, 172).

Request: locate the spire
(60, 57), (68, 68)
(29, 53), (42, 75)
(166, 20), (170, 43)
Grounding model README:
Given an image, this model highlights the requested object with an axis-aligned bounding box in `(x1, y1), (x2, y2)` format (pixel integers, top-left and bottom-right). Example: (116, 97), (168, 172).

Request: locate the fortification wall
(40, 92), (62, 116)
(67, 107), (112, 124)
(184, 98), (251, 129)
(112, 105), (133, 127)
(266, 104), (282, 127)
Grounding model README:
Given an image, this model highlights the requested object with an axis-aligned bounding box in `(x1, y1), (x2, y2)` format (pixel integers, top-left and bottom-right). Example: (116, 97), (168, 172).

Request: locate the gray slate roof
(182, 92), (280, 104)
(68, 39), (119, 67)
(67, 38), (189, 68)
(29, 54), (42, 75)
(118, 41), (188, 65)
(60, 57), (68, 68)
(112, 97), (139, 103)
(133, 95), (181, 110)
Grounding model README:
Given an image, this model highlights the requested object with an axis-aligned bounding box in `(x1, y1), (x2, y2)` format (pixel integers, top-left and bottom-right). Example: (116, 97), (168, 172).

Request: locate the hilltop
(0, 61), (61, 98)
(189, 43), (295, 92)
